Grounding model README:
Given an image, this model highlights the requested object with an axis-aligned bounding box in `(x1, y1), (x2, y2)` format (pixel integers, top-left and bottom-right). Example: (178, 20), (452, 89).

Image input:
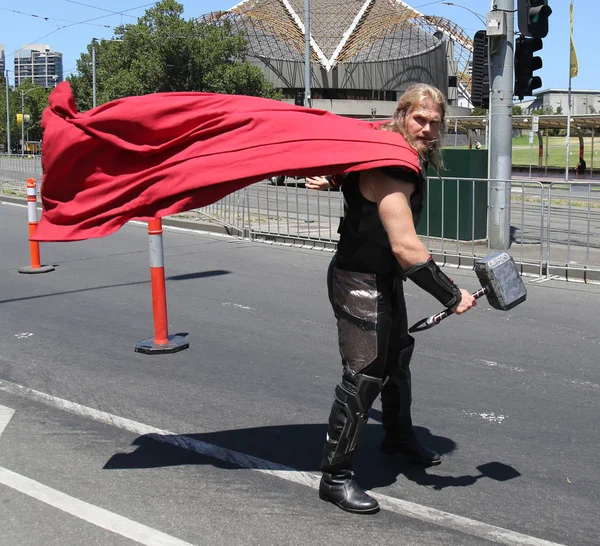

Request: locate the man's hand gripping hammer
(409, 252), (527, 333)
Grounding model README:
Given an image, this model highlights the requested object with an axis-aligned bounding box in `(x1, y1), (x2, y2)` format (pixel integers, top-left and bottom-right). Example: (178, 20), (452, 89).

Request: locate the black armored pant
(321, 257), (415, 473)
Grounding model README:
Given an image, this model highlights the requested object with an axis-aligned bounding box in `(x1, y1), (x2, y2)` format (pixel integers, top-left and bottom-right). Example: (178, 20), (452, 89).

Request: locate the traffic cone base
(134, 333), (189, 355)
(18, 265), (56, 274)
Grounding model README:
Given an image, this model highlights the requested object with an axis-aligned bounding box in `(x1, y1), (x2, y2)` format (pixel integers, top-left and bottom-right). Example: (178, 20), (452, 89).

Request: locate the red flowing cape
(32, 82), (420, 242)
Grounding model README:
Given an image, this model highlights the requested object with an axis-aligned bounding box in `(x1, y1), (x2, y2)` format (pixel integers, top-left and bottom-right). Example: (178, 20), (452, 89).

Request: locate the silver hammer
(409, 252), (527, 333)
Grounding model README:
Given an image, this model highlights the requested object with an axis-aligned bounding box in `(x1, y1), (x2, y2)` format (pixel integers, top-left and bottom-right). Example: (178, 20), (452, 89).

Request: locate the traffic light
(294, 91), (305, 106)
(514, 36), (543, 100)
(471, 30), (490, 109)
(517, 0), (552, 39)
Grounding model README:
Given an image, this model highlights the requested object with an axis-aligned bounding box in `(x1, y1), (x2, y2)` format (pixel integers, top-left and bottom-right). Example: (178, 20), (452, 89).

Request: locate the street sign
(16, 114), (31, 126)
(532, 115), (539, 132)
(528, 131), (534, 144)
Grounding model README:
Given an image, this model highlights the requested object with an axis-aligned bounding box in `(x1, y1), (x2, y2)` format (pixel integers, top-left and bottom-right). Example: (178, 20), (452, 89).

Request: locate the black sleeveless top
(335, 165), (427, 275)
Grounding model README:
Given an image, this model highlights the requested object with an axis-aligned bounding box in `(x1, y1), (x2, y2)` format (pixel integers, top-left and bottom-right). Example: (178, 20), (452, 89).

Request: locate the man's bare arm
(360, 169), (430, 269)
(361, 169), (476, 313)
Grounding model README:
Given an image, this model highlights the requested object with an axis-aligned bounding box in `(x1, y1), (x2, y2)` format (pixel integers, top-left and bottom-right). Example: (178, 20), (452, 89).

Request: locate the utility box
(416, 149), (488, 241)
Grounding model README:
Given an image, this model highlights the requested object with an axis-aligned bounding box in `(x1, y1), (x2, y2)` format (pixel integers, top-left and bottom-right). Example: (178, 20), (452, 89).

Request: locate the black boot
(380, 432), (441, 466)
(319, 371), (382, 514)
(380, 339), (441, 467)
(319, 466), (379, 514)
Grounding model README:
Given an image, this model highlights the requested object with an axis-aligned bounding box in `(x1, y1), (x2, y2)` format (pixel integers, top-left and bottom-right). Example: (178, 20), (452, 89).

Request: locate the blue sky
(1, 0), (596, 92)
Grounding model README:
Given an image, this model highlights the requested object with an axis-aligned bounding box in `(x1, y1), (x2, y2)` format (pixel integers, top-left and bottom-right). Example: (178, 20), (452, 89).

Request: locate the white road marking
(0, 467), (196, 546)
(480, 412), (506, 423)
(0, 403), (15, 438)
(480, 360), (525, 373)
(0, 403), (194, 545)
(14, 332), (34, 339)
(373, 494), (556, 546)
(463, 410), (507, 424)
(0, 379), (564, 546)
(569, 379), (599, 390)
(222, 302), (254, 311)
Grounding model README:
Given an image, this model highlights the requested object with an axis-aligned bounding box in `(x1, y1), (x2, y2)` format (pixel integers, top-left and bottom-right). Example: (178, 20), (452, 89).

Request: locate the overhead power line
(5, 2), (156, 58)
(65, 0), (143, 20)
(0, 7), (112, 28)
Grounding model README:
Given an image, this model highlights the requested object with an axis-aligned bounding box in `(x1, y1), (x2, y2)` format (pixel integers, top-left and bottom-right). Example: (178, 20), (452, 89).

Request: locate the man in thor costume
(307, 84), (477, 515)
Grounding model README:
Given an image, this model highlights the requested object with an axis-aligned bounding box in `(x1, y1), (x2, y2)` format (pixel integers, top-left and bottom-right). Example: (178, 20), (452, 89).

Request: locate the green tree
(0, 73), (7, 151)
(531, 107), (553, 116)
(15, 81), (50, 144)
(512, 105), (523, 116)
(69, 0), (279, 111)
(470, 107), (487, 116)
(0, 76), (50, 152)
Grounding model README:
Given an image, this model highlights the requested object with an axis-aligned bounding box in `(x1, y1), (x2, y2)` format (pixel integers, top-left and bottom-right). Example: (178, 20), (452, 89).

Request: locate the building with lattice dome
(204, 0), (474, 117)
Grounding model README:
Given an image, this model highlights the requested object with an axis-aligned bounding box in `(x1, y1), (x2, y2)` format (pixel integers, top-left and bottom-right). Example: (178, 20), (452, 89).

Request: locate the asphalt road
(0, 201), (598, 546)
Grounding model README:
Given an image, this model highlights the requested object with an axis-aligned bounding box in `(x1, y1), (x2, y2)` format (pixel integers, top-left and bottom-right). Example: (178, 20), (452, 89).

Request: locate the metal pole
(565, 1), (574, 181)
(4, 70), (10, 154)
(544, 129), (549, 176)
(565, 88), (573, 181)
(304, 0), (311, 107)
(590, 131), (595, 178)
(565, 103), (572, 182)
(92, 39), (97, 108)
(486, 109), (491, 152)
(454, 118), (458, 147)
(488, 0), (514, 250)
(20, 92), (24, 156)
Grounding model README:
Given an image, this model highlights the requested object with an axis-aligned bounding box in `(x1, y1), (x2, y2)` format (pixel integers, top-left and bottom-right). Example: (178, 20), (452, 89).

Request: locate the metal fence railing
(0, 154), (43, 195)
(545, 181), (600, 282)
(190, 176), (599, 283)
(2, 155), (599, 284)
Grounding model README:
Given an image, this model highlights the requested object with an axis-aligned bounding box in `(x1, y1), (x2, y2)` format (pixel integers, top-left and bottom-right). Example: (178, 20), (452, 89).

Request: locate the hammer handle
(409, 287), (488, 333)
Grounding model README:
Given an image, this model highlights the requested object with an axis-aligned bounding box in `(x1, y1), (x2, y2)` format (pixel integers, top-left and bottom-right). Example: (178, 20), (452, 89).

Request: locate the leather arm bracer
(325, 174), (344, 188)
(404, 258), (462, 308)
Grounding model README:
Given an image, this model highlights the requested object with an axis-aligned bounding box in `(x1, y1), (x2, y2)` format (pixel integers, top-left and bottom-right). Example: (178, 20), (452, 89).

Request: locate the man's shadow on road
(104, 409), (520, 491)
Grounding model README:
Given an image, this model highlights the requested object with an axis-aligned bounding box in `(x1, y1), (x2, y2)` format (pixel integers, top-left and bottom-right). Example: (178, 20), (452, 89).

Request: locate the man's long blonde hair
(380, 83), (447, 172)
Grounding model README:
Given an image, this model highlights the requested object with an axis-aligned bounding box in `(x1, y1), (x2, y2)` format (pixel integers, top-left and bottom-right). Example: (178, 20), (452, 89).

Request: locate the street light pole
(92, 38), (98, 108)
(304, 0), (311, 107)
(441, 2), (487, 24)
(487, 0), (514, 250)
(19, 87), (38, 155)
(44, 46), (49, 88)
(4, 70), (10, 154)
(21, 91), (24, 155)
(444, 0), (513, 249)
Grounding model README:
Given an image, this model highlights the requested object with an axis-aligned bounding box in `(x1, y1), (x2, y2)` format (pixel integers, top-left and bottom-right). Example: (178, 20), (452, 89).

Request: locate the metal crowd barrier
(545, 181), (600, 282)
(192, 177), (552, 280)
(0, 154), (43, 195)
(2, 155), (599, 284)
(187, 178), (344, 247)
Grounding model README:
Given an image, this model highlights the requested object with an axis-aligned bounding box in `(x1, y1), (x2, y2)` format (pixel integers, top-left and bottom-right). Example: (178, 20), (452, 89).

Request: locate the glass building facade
(14, 45), (63, 88)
